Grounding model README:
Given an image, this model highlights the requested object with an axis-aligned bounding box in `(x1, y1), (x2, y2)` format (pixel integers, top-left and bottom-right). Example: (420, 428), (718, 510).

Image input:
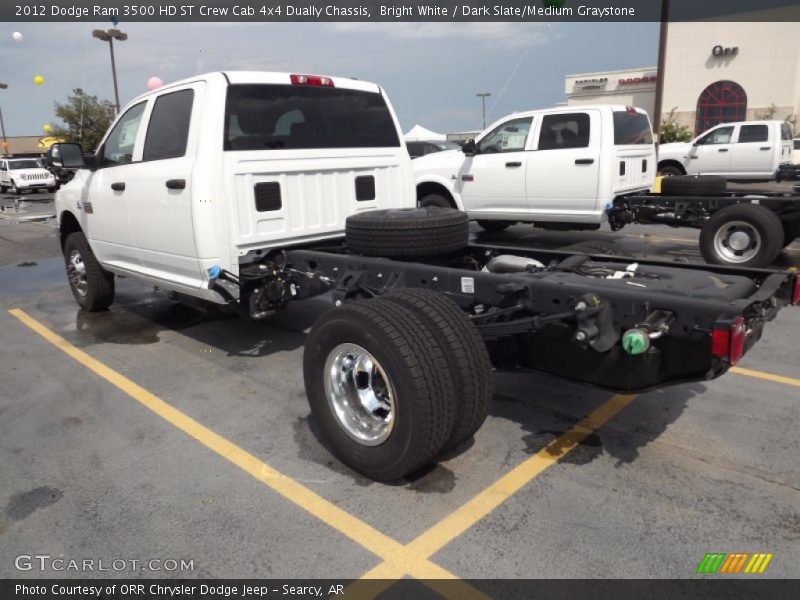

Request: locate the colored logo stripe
(697, 553), (726, 574)
(744, 553), (774, 574)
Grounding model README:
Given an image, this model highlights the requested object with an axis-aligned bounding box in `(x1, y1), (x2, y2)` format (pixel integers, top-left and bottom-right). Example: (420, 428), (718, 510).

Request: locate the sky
(0, 21), (659, 137)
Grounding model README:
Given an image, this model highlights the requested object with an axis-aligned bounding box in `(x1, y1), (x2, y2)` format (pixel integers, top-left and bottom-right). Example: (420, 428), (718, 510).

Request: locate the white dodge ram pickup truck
(412, 105), (656, 231)
(49, 72), (799, 481)
(657, 120), (795, 181)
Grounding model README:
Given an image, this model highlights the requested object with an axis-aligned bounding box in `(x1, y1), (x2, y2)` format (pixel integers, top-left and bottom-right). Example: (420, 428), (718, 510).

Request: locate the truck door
(686, 125), (734, 175)
(730, 123), (773, 177)
(85, 101), (147, 270)
(457, 116), (533, 217)
(526, 110), (600, 216)
(127, 83), (203, 286)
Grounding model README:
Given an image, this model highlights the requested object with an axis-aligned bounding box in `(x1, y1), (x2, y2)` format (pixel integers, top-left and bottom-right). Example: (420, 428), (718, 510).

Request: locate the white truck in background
(657, 120), (795, 181)
(412, 105), (656, 232)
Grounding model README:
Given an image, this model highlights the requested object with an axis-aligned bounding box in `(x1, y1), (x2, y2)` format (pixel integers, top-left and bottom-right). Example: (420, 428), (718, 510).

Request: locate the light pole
(476, 92), (491, 130)
(0, 82), (8, 157)
(92, 28), (127, 114)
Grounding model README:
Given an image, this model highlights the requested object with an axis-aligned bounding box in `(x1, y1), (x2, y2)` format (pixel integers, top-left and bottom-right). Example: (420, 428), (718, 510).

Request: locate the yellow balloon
(33, 75), (44, 86)
(43, 124), (52, 133)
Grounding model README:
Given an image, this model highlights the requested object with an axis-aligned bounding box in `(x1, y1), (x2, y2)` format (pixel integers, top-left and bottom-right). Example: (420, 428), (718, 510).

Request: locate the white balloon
(12, 32), (23, 43)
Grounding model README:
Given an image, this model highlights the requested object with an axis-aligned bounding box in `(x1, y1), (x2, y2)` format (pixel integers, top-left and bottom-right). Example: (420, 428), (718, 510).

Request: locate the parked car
(657, 120), (794, 180)
(0, 157), (58, 194)
(412, 105), (655, 230)
(47, 73), (799, 481)
(406, 140), (461, 159)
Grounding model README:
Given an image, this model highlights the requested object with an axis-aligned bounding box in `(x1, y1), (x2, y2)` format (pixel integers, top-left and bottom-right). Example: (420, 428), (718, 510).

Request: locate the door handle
(575, 158), (595, 165)
(505, 162), (522, 168)
(760, 146), (771, 151)
(718, 148), (729, 153)
(110, 182), (125, 191)
(166, 179), (186, 190)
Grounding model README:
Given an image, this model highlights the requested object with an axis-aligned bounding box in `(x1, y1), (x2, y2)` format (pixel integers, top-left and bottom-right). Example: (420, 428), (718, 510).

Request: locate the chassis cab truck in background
(52, 72), (800, 481)
(412, 105), (656, 232)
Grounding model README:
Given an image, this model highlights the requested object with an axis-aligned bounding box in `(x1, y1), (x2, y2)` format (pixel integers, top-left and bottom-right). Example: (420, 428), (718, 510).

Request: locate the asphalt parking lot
(1, 188), (798, 588)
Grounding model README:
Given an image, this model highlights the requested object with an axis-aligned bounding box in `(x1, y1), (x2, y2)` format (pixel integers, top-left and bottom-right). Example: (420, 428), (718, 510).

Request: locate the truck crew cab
(412, 105), (656, 231)
(51, 72), (798, 481)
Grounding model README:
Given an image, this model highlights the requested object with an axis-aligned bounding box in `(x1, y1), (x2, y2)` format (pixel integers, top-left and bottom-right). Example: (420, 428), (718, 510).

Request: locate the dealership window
(695, 80), (747, 135)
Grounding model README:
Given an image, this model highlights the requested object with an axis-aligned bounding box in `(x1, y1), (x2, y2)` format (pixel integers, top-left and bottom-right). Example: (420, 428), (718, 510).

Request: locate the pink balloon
(146, 77), (163, 91)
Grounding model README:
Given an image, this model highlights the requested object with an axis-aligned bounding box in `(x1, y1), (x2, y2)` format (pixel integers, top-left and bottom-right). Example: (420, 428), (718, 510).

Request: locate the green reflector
(622, 329), (649, 355)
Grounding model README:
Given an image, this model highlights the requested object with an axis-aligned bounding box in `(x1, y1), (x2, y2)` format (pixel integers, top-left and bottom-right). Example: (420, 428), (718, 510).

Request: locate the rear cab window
(781, 123), (793, 141)
(737, 124), (769, 143)
(224, 84), (400, 151)
(613, 111), (653, 145)
(143, 89), (194, 161)
(538, 113), (590, 150)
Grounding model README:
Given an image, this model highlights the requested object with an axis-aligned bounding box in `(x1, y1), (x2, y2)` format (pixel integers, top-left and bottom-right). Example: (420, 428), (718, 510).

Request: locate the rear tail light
(711, 316), (746, 365)
(792, 275), (800, 305)
(291, 74), (334, 87)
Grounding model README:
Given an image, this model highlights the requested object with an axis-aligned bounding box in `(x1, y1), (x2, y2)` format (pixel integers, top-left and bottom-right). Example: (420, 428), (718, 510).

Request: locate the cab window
(99, 102), (146, 168)
(538, 113), (591, 150)
(737, 125), (768, 144)
(477, 117), (532, 154)
(697, 126), (733, 145)
(143, 89), (194, 161)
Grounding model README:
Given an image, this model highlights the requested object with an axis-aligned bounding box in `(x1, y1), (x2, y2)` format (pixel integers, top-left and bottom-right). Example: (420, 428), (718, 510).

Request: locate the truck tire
(346, 207), (469, 259)
(560, 240), (631, 257)
(10, 180), (21, 195)
(303, 298), (457, 481)
(381, 289), (493, 451)
(418, 193), (452, 209)
(699, 204), (784, 267)
(658, 164), (684, 177)
(660, 175), (726, 196)
(477, 220), (514, 232)
(63, 232), (115, 311)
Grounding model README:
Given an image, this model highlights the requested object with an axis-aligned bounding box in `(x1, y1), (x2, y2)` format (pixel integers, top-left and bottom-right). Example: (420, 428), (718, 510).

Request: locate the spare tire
(346, 207), (469, 258)
(661, 175), (726, 196)
(560, 240), (632, 257)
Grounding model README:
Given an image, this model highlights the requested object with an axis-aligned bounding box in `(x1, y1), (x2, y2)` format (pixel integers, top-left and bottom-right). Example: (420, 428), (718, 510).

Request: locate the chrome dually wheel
(67, 249), (89, 297)
(324, 343), (396, 446)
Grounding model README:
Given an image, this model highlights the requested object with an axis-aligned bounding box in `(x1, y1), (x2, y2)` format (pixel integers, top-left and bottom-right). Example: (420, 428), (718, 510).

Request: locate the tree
(659, 107), (693, 143)
(52, 88), (115, 152)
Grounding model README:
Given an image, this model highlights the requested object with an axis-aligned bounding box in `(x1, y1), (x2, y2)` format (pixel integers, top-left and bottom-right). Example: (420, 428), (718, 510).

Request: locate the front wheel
(9, 180), (21, 195)
(418, 193), (452, 209)
(658, 165), (684, 178)
(699, 204), (783, 267)
(63, 232), (115, 311)
(303, 298), (457, 481)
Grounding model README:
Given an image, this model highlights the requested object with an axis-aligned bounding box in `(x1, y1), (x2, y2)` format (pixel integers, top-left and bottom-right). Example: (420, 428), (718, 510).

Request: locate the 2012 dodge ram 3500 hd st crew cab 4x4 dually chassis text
(49, 72), (799, 481)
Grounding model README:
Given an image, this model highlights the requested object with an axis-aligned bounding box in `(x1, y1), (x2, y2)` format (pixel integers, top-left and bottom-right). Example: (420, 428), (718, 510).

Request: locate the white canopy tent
(403, 125), (446, 142)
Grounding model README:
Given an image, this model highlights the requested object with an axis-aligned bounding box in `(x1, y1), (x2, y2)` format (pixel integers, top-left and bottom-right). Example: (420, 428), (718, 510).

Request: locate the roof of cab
(125, 70), (381, 107)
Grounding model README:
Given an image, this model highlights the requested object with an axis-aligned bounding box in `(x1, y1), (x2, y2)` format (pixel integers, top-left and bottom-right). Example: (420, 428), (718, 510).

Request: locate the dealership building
(565, 22), (800, 136)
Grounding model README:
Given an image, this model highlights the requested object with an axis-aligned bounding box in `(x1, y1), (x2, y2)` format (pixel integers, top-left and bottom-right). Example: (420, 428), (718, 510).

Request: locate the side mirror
(462, 139), (477, 156)
(45, 143), (87, 169)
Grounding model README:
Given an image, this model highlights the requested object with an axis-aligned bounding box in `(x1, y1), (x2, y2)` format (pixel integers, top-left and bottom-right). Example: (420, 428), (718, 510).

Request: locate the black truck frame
(218, 240), (798, 394)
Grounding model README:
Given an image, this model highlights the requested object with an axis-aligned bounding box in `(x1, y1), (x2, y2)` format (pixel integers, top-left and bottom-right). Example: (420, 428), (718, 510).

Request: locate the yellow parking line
(354, 393), (638, 594)
(731, 366), (800, 388)
(7, 308), (479, 591)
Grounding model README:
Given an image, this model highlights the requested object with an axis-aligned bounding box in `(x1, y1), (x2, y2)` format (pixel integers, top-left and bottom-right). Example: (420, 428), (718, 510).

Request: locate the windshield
(9, 159), (44, 169)
(613, 111), (653, 145)
(224, 84), (400, 151)
(434, 141), (461, 151)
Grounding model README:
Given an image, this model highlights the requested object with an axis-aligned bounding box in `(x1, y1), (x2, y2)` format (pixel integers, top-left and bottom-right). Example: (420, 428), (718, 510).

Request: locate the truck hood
(412, 149), (466, 177)
(657, 142), (693, 161)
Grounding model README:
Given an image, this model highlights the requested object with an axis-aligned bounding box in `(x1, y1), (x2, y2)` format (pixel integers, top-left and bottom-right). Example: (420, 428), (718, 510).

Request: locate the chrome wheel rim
(324, 343), (396, 446)
(713, 220), (761, 263)
(67, 249), (89, 297)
